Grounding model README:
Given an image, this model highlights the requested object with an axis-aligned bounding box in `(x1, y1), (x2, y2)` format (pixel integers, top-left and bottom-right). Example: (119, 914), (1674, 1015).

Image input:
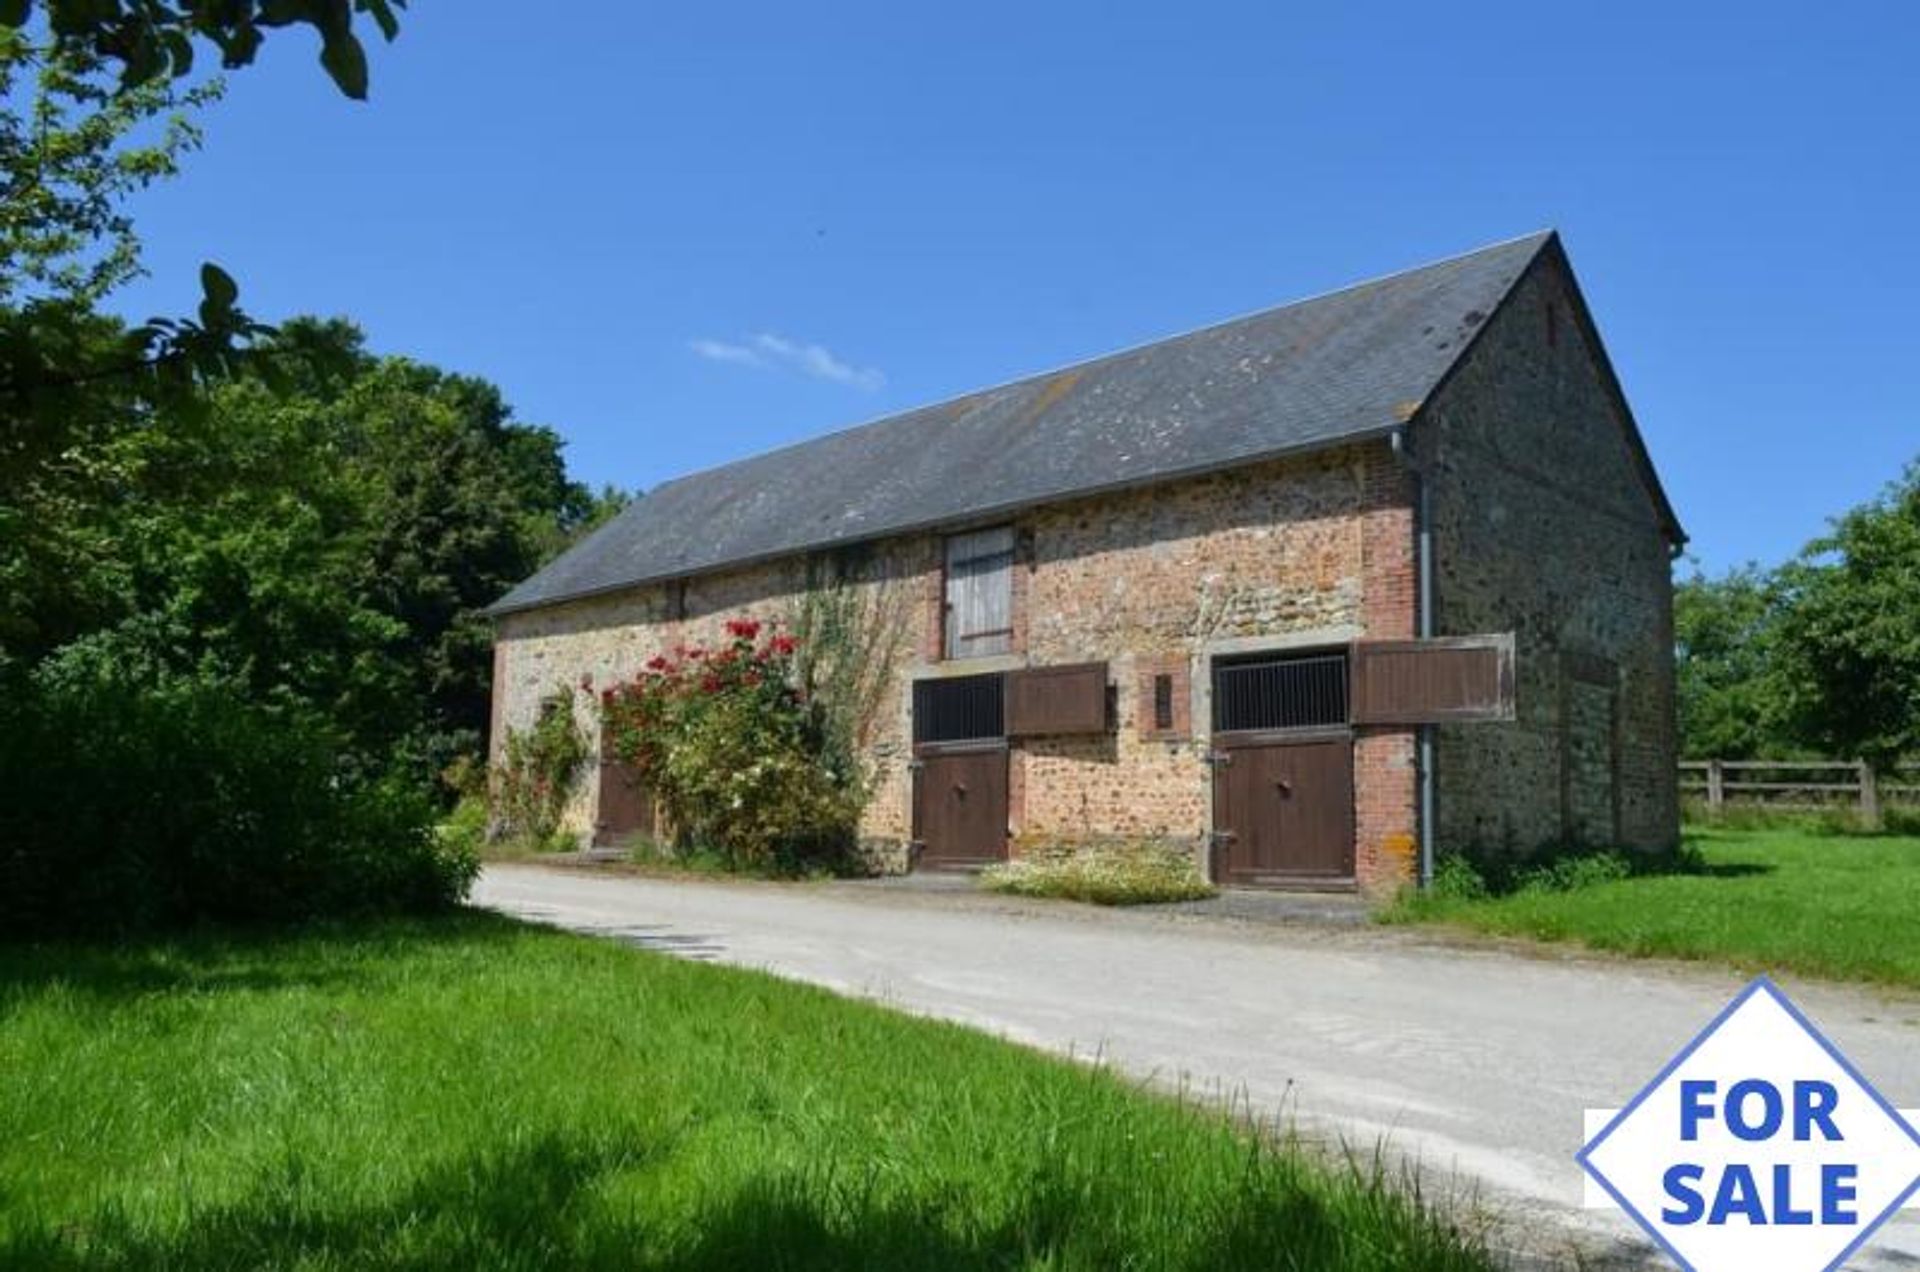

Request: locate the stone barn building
(487, 231), (1683, 893)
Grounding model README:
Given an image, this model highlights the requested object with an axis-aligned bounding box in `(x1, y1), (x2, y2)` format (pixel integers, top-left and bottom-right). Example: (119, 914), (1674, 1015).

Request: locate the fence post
(1706, 759), (1725, 814)
(1859, 759), (1882, 830)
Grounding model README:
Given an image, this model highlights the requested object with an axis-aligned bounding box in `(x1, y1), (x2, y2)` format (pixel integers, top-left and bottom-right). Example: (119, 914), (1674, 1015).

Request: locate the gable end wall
(1419, 256), (1679, 855)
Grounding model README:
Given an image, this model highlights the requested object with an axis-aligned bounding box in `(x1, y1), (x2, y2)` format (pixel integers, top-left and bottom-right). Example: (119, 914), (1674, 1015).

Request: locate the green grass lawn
(1388, 826), (1920, 988)
(0, 915), (1490, 1271)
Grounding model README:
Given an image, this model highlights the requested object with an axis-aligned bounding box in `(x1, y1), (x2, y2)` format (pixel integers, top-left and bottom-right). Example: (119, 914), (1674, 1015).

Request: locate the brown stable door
(1212, 735), (1354, 885)
(914, 746), (1009, 868)
(593, 757), (655, 848)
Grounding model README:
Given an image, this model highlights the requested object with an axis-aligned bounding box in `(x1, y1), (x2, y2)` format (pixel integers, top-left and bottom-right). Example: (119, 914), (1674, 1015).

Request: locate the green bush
(1427, 854), (1491, 902)
(981, 839), (1217, 906)
(1422, 844), (1658, 904)
(437, 793), (490, 860)
(0, 663), (475, 939)
(1524, 851), (1633, 892)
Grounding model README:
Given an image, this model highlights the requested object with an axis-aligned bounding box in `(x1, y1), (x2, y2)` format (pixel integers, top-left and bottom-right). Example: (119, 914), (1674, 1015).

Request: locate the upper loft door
(943, 527), (1015, 659)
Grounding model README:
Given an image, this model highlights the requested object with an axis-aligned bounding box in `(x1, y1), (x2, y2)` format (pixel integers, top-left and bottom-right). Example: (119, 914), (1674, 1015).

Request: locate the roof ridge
(643, 230), (1557, 500)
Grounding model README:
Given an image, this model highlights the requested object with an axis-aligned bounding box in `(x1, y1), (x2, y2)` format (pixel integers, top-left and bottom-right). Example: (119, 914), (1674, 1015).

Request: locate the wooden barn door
(911, 673), (1010, 870)
(1209, 650), (1355, 887)
(1212, 735), (1355, 885)
(913, 745), (1009, 869)
(593, 757), (654, 848)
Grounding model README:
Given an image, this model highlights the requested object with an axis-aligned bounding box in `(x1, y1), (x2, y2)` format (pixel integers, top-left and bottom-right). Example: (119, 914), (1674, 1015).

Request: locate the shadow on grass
(0, 912), (529, 1019)
(505, 912), (729, 961)
(1414, 841), (1778, 908)
(1675, 861), (1773, 879)
(0, 1129), (1489, 1272)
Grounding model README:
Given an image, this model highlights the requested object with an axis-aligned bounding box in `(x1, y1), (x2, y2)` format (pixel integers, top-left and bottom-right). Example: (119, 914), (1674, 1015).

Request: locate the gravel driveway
(474, 864), (1920, 1269)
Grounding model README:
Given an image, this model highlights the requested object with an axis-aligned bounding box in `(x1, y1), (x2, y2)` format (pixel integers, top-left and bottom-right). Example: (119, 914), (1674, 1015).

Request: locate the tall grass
(0, 916), (1490, 1270)
(1385, 827), (1920, 987)
(1680, 800), (1920, 837)
(981, 838), (1219, 906)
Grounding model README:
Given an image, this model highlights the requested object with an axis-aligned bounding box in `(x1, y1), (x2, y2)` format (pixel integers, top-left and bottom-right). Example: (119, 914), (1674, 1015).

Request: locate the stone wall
(1419, 253), (1680, 855)
(1013, 447), (1373, 861)
(492, 440), (1423, 891)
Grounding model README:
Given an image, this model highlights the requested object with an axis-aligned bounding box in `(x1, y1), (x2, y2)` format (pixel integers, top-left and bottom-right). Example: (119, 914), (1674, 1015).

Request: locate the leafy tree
(0, 0), (400, 490)
(313, 328), (621, 774)
(12, 0), (402, 100)
(4, 315), (626, 783)
(0, 30), (217, 308)
(1673, 564), (1792, 758)
(1773, 461), (1920, 769)
(0, 28), (259, 500)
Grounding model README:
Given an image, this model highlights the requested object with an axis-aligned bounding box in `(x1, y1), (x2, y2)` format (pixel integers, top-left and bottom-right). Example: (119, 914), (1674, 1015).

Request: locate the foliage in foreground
(0, 664), (476, 938)
(1, 0), (563, 938)
(982, 838), (1219, 906)
(1385, 827), (1920, 988)
(0, 916), (1490, 1271)
(15, 0), (404, 102)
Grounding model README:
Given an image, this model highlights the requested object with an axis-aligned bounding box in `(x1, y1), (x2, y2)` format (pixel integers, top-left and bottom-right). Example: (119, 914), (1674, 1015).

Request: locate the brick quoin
(1354, 448), (1421, 896)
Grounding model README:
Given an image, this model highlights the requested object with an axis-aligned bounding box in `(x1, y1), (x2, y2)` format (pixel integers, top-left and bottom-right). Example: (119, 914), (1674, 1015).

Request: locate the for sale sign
(1579, 977), (1920, 1272)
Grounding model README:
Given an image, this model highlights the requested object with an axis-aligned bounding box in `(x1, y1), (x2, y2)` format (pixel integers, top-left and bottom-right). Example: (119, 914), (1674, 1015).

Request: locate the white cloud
(689, 331), (884, 391)
(688, 338), (767, 368)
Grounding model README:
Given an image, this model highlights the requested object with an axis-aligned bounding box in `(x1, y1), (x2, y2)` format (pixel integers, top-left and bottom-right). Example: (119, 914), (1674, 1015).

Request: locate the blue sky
(110, 1), (1917, 575)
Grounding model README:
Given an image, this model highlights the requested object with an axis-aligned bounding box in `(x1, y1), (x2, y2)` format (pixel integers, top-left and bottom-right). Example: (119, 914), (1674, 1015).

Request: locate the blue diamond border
(1576, 975), (1920, 1272)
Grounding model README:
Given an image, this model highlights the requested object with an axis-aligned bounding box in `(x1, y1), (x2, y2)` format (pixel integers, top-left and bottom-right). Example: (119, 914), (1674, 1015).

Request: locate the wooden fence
(1680, 759), (1920, 822)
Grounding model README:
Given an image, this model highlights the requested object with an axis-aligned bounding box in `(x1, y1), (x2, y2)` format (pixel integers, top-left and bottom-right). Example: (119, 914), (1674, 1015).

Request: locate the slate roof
(491, 230), (1629, 616)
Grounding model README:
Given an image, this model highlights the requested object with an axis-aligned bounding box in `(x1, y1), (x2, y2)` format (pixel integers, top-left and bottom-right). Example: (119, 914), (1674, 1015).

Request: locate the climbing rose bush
(492, 687), (589, 851)
(599, 619), (860, 870)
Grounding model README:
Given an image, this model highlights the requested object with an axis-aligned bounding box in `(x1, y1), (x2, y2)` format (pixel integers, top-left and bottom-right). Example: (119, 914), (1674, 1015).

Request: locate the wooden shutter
(944, 527), (1015, 658)
(1006, 662), (1109, 736)
(1350, 635), (1515, 725)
